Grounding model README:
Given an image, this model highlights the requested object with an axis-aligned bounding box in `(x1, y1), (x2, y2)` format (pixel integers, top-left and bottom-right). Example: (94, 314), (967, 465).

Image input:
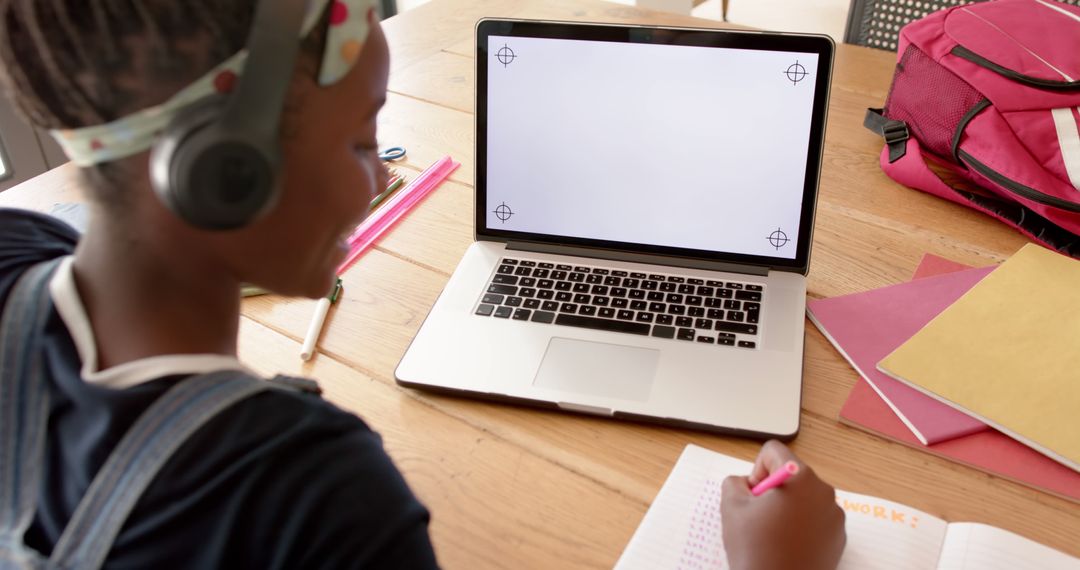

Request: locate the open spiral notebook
(616, 445), (1079, 570)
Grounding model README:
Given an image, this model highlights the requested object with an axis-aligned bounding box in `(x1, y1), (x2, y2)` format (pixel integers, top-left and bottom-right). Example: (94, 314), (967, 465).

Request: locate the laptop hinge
(505, 241), (770, 276)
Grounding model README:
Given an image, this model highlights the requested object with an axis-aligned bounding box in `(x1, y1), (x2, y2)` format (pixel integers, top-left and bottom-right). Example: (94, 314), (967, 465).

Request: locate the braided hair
(0, 0), (326, 208)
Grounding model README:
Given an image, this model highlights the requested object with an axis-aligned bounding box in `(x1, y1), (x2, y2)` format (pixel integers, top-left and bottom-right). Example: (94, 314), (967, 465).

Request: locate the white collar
(49, 256), (252, 389)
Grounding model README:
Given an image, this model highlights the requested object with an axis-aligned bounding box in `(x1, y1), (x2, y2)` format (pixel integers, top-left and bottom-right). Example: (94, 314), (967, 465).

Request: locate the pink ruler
(337, 155), (460, 274)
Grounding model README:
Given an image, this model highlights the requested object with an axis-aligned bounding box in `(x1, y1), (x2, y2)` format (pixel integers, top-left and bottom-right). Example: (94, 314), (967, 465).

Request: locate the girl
(0, 1), (843, 567)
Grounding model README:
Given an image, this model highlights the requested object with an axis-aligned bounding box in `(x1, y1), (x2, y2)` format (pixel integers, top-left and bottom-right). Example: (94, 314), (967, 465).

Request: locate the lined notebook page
(616, 445), (949, 570)
(615, 445), (747, 569)
(936, 523), (1080, 570)
(834, 490), (947, 569)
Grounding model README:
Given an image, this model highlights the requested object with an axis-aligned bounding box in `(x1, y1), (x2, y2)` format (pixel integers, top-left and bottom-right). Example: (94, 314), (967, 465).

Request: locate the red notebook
(807, 264), (991, 445)
(910, 254), (970, 279)
(841, 378), (1080, 503)
(837, 254), (1080, 503)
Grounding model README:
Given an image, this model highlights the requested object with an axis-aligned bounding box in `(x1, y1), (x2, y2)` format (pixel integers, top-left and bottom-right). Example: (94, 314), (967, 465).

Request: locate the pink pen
(337, 155), (460, 274)
(750, 461), (799, 496)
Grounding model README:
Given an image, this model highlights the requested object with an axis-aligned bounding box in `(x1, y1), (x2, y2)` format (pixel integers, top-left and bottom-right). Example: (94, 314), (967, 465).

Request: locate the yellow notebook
(877, 244), (1080, 473)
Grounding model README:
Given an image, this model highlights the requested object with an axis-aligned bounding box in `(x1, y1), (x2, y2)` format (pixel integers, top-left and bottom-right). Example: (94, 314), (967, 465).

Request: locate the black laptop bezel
(474, 18), (834, 275)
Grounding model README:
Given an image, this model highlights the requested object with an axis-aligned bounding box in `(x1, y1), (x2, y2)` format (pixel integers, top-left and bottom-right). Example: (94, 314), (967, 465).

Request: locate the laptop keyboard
(473, 258), (763, 348)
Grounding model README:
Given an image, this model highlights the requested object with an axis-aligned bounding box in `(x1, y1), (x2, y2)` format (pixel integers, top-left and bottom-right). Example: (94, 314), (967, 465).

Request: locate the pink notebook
(837, 254), (1080, 503)
(807, 262), (992, 445)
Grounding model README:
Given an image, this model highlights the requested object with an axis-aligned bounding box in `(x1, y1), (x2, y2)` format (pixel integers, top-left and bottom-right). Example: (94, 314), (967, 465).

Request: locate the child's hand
(721, 440), (846, 570)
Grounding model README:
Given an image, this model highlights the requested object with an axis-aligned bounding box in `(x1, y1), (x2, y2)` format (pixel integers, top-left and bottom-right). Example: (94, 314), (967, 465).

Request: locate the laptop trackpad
(533, 338), (659, 402)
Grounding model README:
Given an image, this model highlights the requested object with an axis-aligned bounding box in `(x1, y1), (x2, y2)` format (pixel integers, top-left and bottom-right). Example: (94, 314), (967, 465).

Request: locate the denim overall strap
(48, 371), (270, 569)
(0, 259), (63, 569)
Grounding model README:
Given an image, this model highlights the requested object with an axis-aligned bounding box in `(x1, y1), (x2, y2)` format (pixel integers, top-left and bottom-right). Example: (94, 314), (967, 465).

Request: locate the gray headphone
(150, 0), (306, 230)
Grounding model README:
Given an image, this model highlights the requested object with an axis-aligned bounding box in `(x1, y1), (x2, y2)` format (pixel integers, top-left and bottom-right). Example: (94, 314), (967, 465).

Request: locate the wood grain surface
(1, 0), (1074, 566)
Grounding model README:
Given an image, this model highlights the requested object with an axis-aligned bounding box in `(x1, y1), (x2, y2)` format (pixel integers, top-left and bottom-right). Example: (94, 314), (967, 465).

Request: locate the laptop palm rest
(533, 338), (659, 403)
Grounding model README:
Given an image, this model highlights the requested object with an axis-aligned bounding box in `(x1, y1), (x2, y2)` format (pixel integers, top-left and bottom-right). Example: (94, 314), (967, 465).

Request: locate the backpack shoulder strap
(0, 259), (64, 561)
(47, 371), (271, 569)
(265, 374), (322, 396)
(864, 107), (911, 163)
(0, 257), (320, 569)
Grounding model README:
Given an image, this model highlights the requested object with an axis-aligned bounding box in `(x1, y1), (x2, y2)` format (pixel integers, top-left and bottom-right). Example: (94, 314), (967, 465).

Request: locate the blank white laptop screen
(485, 35), (820, 260)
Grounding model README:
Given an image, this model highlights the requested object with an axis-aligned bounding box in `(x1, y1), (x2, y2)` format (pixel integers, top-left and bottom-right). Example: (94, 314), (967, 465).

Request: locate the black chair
(845, 0), (1080, 51)
(379, 0), (397, 19)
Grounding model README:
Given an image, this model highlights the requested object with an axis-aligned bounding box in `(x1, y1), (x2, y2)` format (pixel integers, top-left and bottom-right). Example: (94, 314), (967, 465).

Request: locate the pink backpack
(865, 0), (1080, 257)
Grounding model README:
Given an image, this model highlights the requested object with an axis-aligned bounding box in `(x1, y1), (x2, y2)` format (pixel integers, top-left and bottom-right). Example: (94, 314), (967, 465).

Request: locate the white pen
(300, 278), (343, 361)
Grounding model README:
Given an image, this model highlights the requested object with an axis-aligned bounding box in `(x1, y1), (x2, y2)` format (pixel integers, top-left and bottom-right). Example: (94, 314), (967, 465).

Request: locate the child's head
(0, 1), (389, 298)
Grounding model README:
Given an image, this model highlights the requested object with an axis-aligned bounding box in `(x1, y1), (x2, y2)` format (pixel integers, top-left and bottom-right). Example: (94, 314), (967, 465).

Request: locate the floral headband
(50, 0), (376, 167)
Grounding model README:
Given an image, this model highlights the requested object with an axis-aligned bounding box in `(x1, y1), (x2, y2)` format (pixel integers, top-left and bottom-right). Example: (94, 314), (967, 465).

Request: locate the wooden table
(2, 0), (1076, 566)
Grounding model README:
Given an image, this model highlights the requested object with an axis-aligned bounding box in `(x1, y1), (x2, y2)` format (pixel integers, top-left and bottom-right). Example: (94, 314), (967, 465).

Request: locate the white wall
(617, 0), (850, 44)
(393, 0), (851, 46)
(0, 93), (67, 193)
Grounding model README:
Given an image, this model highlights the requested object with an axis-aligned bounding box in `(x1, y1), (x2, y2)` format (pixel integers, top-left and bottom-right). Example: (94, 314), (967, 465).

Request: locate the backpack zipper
(959, 149), (1080, 213)
(952, 46), (1080, 91)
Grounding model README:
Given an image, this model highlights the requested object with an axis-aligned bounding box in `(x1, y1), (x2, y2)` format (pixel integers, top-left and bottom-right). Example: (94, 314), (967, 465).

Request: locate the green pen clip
(328, 277), (344, 304)
(369, 175), (405, 211)
(241, 284), (271, 297)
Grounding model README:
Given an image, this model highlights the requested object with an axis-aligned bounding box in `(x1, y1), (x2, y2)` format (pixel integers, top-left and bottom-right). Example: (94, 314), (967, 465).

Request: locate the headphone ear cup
(150, 97), (282, 230)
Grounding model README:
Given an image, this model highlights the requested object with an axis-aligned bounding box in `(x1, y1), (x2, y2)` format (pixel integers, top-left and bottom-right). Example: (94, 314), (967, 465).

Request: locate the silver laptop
(396, 19), (834, 439)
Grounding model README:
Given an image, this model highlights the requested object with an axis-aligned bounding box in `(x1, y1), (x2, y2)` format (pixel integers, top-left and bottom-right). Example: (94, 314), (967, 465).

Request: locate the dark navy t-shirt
(0, 208), (439, 569)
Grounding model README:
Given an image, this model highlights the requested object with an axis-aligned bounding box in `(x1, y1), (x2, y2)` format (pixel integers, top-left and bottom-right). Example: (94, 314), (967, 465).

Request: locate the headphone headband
(222, 0), (306, 137)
